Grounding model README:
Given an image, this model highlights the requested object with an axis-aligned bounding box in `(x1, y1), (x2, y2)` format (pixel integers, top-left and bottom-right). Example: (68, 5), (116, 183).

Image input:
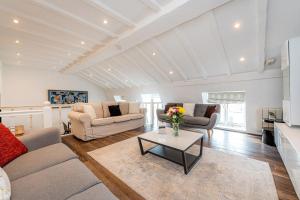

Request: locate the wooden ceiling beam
(85, 0), (136, 27)
(79, 71), (111, 89)
(33, 0), (118, 38)
(135, 46), (172, 82)
(88, 68), (124, 89)
(174, 28), (207, 78)
(151, 38), (188, 81)
(139, 0), (161, 11)
(96, 65), (131, 88)
(0, 5), (100, 44)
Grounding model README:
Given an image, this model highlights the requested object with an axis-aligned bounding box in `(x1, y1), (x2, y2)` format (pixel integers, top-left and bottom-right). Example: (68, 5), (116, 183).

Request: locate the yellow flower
(178, 107), (185, 114)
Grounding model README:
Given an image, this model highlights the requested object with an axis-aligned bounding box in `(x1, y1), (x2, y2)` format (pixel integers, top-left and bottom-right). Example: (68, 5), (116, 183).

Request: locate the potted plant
(167, 106), (185, 136)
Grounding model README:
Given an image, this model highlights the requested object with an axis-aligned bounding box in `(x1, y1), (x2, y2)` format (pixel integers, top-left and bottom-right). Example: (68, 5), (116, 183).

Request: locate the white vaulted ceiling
(1, 0), (300, 89)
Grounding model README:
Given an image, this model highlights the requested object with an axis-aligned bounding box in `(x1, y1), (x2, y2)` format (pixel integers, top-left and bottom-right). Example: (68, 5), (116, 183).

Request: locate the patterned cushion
(0, 123), (28, 167)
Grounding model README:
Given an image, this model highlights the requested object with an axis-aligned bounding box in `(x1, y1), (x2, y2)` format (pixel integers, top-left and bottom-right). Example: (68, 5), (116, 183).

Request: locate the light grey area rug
(88, 137), (278, 200)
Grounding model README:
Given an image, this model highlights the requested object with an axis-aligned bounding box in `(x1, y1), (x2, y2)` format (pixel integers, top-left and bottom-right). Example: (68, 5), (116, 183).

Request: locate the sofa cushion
(11, 159), (100, 200)
(67, 183), (117, 200)
(204, 105), (217, 118)
(119, 102), (129, 115)
(127, 114), (144, 120)
(194, 104), (208, 117)
(91, 118), (114, 126)
(102, 101), (117, 118)
(108, 105), (122, 117)
(4, 143), (77, 181)
(183, 116), (210, 126)
(112, 115), (132, 123)
(0, 123), (28, 167)
(90, 103), (103, 118)
(83, 104), (97, 119)
(129, 102), (140, 114)
(183, 103), (195, 116)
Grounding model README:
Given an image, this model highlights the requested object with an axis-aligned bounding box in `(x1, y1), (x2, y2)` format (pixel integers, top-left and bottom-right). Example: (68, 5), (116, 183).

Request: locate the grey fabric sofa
(157, 103), (220, 138)
(3, 128), (117, 200)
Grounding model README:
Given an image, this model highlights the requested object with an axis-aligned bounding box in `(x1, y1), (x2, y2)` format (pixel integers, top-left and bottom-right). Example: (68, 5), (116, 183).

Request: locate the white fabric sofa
(68, 101), (145, 141)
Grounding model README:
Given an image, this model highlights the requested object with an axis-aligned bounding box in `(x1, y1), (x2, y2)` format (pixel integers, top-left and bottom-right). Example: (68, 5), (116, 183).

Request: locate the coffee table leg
(181, 151), (188, 174)
(200, 137), (203, 156)
(138, 137), (146, 155)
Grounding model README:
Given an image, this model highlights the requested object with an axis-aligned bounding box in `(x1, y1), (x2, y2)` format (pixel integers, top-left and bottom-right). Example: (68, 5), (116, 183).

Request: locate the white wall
(105, 73), (283, 134)
(1, 66), (107, 106)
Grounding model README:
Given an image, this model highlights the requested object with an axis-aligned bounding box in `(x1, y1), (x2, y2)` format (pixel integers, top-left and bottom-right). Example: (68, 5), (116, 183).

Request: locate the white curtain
(207, 91), (245, 104)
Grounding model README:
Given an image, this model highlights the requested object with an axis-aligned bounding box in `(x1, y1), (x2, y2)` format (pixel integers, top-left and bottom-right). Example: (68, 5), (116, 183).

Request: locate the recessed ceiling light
(234, 22), (241, 29)
(239, 57), (245, 62)
(81, 41), (85, 45)
(13, 19), (19, 24)
(169, 71), (174, 75)
(16, 52), (20, 56)
(107, 68), (111, 71)
(152, 52), (156, 56)
(15, 40), (20, 44)
(103, 19), (108, 24)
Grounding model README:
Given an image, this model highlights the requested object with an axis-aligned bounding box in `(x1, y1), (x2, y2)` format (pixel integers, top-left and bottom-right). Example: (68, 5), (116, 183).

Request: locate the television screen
(48, 90), (88, 104)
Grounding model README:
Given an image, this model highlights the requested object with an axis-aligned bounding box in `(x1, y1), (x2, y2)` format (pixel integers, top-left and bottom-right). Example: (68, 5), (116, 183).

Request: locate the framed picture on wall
(48, 90), (88, 104)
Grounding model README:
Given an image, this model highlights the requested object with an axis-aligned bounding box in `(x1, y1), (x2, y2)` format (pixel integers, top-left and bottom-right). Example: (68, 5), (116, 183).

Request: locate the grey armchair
(157, 103), (220, 138)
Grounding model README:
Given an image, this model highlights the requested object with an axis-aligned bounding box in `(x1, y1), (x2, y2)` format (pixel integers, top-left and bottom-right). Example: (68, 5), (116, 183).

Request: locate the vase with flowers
(167, 106), (185, 136)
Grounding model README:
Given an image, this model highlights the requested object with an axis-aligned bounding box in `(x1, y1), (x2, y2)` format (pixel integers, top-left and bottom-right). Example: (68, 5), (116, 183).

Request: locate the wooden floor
(62, 126), (298, 200)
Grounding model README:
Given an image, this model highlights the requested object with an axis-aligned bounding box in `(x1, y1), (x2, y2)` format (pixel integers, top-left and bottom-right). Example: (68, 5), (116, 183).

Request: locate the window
(203, 91), (246, 131)
(141, 93), (163, 126)
(113, 95), (123, 102)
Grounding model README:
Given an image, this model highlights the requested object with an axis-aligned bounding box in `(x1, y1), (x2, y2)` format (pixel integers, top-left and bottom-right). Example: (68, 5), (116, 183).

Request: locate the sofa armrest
(19, 127), (61, 152)
(68, 111), (91, 129)
(207, 113), (220, 130)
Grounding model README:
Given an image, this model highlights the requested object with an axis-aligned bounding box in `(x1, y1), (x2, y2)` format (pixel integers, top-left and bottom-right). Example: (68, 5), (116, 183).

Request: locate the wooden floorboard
(62, 126), (298, 200)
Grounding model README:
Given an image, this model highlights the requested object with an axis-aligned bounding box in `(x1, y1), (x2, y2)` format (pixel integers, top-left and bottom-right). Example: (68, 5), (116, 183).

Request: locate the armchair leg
(207, 129), (213, 139)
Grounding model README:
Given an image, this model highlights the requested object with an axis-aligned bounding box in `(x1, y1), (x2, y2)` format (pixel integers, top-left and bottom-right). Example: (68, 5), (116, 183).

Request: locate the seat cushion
(91, 118), (114, 126)
(11, 159), (100, 200)
(66, 183), (117, 200)
(0, 123), (28, 167)
(112, 115), (132, 123)
(127, 114), (144, 120)
(183, 116), (210, 126)
(4, 143), (77, 181)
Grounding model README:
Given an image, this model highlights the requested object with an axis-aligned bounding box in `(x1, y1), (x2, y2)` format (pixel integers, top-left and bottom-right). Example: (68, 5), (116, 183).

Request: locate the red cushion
(0, 123), (28, 167)
(204, 105), (217, 118)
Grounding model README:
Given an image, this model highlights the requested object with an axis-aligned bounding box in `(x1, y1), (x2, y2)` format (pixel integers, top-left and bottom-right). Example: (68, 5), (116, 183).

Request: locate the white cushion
(129, 102), (140, 114)
(0, 168), (11, 200)
(83, 105), (96, 119)
(183, 103), (195, 116)
(91, 118), (114, 126)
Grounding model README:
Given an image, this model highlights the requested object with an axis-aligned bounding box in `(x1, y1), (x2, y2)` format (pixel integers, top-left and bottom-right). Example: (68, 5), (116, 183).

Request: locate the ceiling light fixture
(169, 71), (174, 75)
(13, 19), (19, 24)
(103, 19), (108, 24)
(239, 57), (245, 62)
(15, 40), (20, 44)
(81, 41), (85, 45)
(233, 22), (241, 29)
(152, 52), (156, 56)
(16, 52), (20, 56)
(107, 68), (111, 71)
